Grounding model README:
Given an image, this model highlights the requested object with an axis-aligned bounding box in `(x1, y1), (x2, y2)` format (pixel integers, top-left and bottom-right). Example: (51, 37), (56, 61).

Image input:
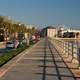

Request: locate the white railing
(50, 38), (80, 69)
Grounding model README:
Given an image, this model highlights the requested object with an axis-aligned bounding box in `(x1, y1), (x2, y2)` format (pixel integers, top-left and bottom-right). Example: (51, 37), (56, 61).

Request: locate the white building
(47, 27), (57, 38)
(61, 28), (80, 38)
(41, 26), (57, 38)
(62, 28), (80, 34)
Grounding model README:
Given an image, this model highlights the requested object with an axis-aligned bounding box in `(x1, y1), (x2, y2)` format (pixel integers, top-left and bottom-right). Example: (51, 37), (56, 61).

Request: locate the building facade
(62, 29), (80, 38)
(41, 26), (57, 38)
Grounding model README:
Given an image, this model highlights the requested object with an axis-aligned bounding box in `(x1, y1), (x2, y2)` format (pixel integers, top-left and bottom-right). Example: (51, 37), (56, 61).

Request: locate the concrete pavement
(0, 39), (79, 80)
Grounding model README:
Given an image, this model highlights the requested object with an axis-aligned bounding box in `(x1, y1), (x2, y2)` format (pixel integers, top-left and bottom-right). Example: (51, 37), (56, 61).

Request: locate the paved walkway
(0, 39), (78, 80)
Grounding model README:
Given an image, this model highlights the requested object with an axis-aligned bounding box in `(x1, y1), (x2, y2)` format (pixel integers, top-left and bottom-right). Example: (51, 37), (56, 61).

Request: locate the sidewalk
(0, 39), (79, 80)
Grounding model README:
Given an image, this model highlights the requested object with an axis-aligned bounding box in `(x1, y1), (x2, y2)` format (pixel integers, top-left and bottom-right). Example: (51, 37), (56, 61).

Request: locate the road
(0, 38), (77, 80)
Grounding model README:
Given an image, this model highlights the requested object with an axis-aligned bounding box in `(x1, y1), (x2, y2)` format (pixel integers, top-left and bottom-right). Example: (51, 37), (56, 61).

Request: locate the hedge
(0, 43), (29, 67)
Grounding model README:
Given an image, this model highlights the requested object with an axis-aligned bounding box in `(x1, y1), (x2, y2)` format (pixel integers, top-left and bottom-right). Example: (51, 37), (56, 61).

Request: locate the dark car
(63, 32), (75, 38)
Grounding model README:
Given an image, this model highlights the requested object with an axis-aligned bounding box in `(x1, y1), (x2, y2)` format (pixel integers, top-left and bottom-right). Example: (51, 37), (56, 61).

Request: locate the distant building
(62, 28), (80, 38)
(62, 29), (80, 34)
(41, 26), (57, 38)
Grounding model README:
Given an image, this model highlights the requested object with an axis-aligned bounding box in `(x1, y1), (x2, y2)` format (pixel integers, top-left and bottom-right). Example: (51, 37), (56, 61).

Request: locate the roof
(42, 26), (56, 30)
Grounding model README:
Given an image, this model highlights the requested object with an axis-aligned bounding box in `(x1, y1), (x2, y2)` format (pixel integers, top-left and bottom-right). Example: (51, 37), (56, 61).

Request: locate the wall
(47, 28), (57, 38)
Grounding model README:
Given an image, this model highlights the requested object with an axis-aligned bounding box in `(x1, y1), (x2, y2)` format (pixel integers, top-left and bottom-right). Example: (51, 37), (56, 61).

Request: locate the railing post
(65, 41), (69, 57)
(78, 48), (80, 69)
(67, 41), (69, 57)
(63, 41), (65, 54)
(71, 41), (74, 62)
(77, 39), (80, 69)
(62, 40), (64, 54)
(64, 41), (66, 55)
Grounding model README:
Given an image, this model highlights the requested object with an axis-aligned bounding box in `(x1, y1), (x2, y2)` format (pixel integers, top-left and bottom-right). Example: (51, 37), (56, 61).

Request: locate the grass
(0, 43), (29, 67)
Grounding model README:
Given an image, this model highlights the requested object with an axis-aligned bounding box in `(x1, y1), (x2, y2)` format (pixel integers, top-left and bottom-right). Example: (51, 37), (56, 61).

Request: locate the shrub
(0, 44), (29, 67)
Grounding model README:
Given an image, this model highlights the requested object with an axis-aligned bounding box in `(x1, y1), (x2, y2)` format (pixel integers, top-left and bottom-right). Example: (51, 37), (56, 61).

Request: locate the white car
(6, 42), (14, 49)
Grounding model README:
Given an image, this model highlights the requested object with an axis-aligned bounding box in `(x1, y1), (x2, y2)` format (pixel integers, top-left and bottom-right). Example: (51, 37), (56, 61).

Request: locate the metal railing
(50, 38), (80, 69)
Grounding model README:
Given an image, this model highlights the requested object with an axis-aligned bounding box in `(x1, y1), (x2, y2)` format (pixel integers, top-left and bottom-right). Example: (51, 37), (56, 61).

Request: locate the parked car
(63, 32), (75, 38)
(6, 42), (14, 49)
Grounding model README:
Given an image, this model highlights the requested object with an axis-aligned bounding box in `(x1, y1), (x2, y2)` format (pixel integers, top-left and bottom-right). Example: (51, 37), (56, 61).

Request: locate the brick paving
(0, 39), (80, 80)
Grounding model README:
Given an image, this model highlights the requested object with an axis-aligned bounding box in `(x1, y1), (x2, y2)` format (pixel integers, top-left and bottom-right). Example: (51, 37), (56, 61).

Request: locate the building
(62, 28), (80, 34)
(41, 26), (57, 38)
(61, 28), (80, 38)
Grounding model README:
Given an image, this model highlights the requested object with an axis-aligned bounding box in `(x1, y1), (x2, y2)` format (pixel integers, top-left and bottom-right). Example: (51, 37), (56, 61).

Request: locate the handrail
(50, 38), (80, 69)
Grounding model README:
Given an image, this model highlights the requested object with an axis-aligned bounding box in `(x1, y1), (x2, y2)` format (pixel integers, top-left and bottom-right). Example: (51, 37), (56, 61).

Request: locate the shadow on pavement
(34, 40), (79, 80)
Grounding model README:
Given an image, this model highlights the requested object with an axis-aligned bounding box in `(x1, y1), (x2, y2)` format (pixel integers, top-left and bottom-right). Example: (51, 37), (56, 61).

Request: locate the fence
(50, 38), (80, 69)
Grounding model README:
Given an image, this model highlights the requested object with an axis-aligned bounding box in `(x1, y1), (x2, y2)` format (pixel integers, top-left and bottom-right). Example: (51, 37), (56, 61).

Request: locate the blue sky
(0, 0), (80, 28)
